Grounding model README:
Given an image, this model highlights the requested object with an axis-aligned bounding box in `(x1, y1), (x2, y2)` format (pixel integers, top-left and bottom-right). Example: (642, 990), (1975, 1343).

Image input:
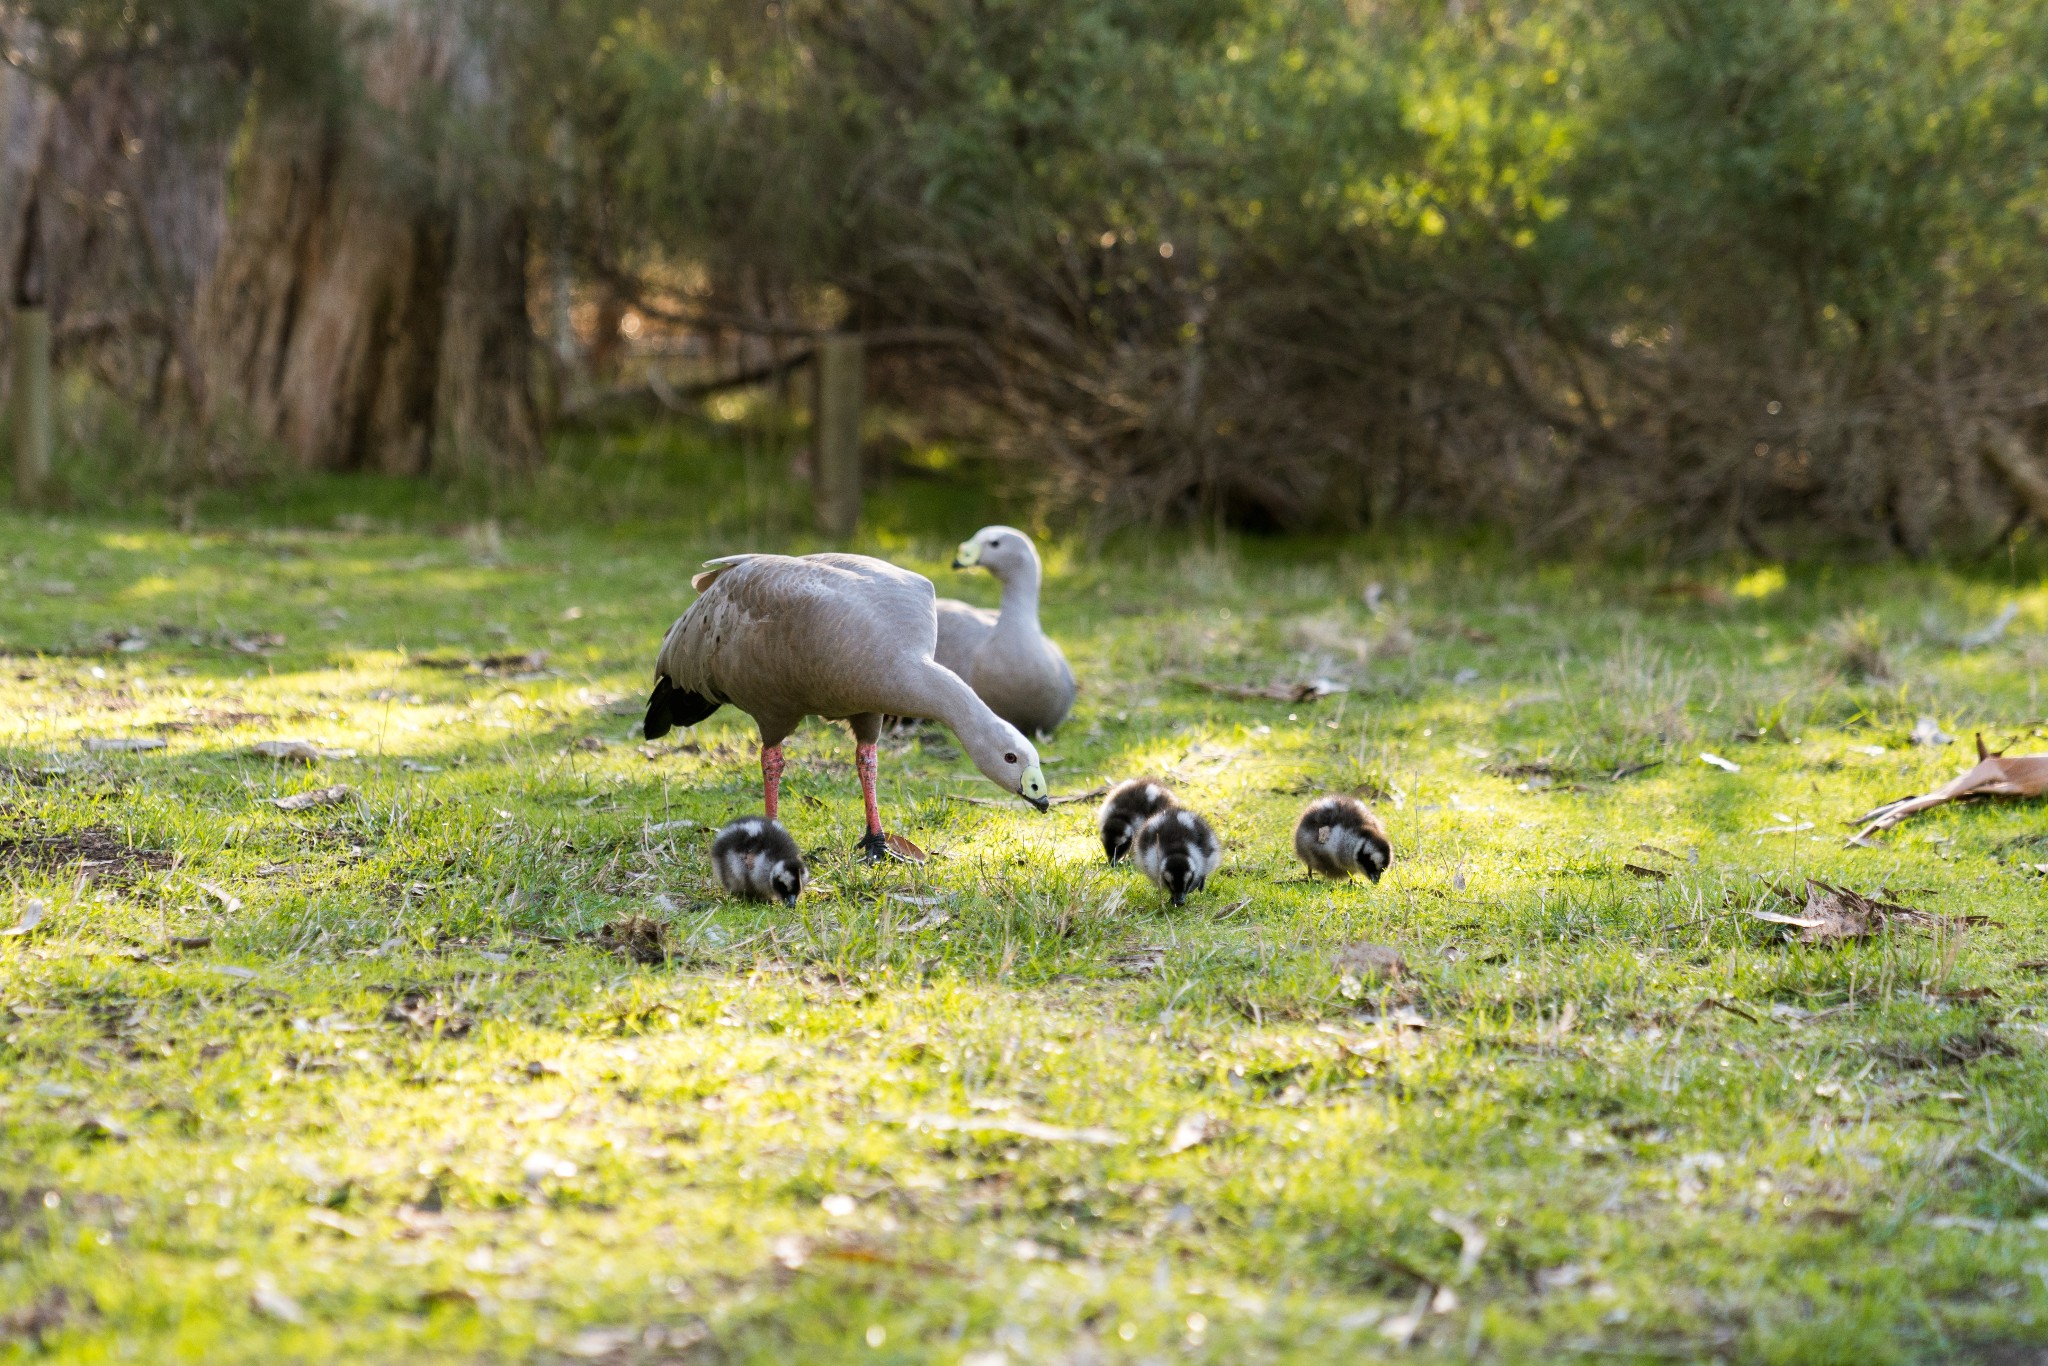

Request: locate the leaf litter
(1850, 733), (2048, 843)
(1746, 879), (1992, 945)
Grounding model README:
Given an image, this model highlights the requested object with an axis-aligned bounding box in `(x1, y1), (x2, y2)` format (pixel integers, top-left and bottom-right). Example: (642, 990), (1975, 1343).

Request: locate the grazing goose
(1293, 795), (1391, 882)
(1134, 806), (1221, 906)
(1097, 777), (1178, 864)
(644, 552), (1049, 861)
(712, 816), (807, 904)
(933, 526), (1078, 737)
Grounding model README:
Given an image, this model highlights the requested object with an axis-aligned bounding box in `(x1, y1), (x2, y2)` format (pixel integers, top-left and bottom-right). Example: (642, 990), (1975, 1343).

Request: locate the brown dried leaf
(597, 916), (669, 964)
(882, 833), (928, 864)
(1181, 675), (1349, 702)
(1333, 942), (1408, 984)
(1849, 733), (2048, 843)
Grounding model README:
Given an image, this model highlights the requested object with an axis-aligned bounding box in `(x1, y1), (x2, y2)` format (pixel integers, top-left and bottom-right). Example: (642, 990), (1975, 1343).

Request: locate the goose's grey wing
(934, 598), (998, 678)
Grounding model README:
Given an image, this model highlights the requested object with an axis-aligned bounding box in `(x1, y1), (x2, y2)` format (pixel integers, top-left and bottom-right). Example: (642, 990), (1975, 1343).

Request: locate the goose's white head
(969, 717), (1049, 811)
(952, 525), (1039, 582)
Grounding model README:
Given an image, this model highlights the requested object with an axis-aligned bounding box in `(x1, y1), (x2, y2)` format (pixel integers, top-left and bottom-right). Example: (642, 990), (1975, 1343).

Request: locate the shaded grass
(4, 432), (2048, 1360)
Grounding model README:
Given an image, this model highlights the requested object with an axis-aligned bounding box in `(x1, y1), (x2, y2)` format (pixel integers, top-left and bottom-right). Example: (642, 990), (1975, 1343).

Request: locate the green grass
(7, 430), (2048, 1362)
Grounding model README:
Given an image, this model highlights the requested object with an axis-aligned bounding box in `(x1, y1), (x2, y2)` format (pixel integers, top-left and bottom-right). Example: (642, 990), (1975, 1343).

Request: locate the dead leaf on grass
(1747, 879), (1990, 945)
(198, 882), (243, 915)
(1180, 675), (1349, 703)
(253, 740), (356, 764)
(901, 1113), (1124, 1145)
(1850, 733), (2048, 843)
(250, 1277), (306, 1325)
(2, 900), (47, 936)
(882, 833), (928, 864)
(1622, 863), (1671, 881)
(1165, 1113), (1217, 1154)
(84, 737), (166, 753)
(272, 785), (355, 812)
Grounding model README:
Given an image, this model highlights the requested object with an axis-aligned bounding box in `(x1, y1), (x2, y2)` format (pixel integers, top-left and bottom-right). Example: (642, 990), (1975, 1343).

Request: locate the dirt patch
(0, 827), (176, 881)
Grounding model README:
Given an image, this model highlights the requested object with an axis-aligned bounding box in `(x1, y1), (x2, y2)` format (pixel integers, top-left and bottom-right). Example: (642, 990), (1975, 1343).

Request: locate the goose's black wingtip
(644, 675), (720, 740)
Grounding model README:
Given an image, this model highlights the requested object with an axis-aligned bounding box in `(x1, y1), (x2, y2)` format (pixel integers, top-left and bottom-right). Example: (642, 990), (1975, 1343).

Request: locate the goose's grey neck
(994, 555), (1041, 625)
(899, 659), (1012, 756)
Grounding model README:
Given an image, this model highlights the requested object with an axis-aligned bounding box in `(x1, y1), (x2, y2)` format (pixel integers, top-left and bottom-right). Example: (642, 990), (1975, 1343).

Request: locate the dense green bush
(531, 0), (2048, 549)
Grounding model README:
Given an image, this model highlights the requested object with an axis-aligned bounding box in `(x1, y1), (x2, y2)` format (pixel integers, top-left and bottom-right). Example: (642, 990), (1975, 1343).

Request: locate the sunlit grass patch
(4, 482), (2048, 1360)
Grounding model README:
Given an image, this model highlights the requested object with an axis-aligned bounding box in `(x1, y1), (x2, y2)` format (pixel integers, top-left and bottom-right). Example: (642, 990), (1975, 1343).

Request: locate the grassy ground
(6, 429), (2048, 1363)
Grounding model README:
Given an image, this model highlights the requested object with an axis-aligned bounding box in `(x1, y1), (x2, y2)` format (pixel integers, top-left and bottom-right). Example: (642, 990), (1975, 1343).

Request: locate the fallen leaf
(564, 1329), (638, 1359)
(1746, 879), (1988, 945)
(305, 1209), (367, 1237)
(1622, 863), (1670, 881)
(84, 737), (166, 753)
(1912, 716), (1955, 747)
(901, 1113), (1124, 1145)
(882, 833), (928, 864)
(199, 882), (243, 915)
(1961, 602), (2020, 650)
(75, 1114), (129, 1142)
(1753, 822), (1815, 835)
(1181, 675), (1349, 702)
(1850, 733), (2048, 843)
(1428, 1208), (1489, 1280)
(272, 785), (355, 812)
(1699, 752), (1741, 772)
(208, 964), (258, 980)
(250, 1277), (306, 1325)
(1165, 1113), (1216, 1154)
(254, 740), (356, 764)
(1045, 783), (1110, 807)
(2, 900), (47, 936)
(400, 760), (442, 774)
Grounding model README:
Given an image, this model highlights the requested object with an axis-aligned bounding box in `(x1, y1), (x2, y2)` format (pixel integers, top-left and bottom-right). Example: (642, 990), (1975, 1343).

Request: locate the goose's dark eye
(1004, 752), (1018, 764)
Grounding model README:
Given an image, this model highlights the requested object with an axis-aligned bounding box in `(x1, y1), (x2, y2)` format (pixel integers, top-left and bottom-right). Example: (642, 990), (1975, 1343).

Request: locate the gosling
(1097, 777), (1178, 864)
(1293, 794), (1391, 882)
(1133, 807), (1221, 906)
(712, 816), (807, 905)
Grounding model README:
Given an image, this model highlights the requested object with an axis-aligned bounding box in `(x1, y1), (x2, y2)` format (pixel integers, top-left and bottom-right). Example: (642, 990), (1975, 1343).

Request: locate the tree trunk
(195, 4), (537, 476)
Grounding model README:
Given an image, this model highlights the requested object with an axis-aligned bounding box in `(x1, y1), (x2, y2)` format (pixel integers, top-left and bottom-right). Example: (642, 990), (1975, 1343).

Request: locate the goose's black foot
(857, 832), (890, 865)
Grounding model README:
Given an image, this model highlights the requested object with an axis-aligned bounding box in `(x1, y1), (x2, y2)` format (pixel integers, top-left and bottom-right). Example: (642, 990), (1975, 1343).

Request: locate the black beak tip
(781, 892), (799, 906)
(951, 558), (967, 570)
(1027, 795), (1050, 813)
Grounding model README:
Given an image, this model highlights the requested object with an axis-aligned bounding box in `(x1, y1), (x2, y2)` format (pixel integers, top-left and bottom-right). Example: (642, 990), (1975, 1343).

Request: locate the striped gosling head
(711, 816), (807, 905)
(1097, 777), (1178, 864)
(1293, 794), (1391, 882)
(1133, 806), (1221, 907)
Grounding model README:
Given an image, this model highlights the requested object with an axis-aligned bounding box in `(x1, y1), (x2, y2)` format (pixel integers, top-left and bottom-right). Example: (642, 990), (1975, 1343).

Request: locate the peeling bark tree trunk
(196, 5), (538, 475)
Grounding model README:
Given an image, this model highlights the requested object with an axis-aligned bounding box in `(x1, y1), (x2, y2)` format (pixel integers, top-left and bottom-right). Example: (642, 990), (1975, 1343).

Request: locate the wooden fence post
(812, 333), (864, 537)
(10, 305), (49, 507)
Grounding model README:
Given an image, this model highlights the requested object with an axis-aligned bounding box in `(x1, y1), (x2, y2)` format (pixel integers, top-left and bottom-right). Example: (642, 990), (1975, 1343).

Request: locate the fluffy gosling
(1293, 794), (1391, 882)
(1134, 806), (1221, 906)
(1097, 776), (1179, 864)
(712, 816), (807, 905)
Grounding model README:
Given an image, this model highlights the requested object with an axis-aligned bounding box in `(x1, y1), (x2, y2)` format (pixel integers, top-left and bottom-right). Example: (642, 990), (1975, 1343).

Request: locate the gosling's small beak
(1365, 866), (1383, 883)
(781, 891), (800, 906)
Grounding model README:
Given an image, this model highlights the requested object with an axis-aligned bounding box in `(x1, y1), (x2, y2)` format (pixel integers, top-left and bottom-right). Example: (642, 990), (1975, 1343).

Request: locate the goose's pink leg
(760, 743), (786, 819)
(856, 742), (882, 837)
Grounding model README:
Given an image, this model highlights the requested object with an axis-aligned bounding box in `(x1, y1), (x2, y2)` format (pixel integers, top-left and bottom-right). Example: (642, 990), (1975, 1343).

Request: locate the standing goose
(644, 552), (1050, 861)
(935, 526), (1078, 737)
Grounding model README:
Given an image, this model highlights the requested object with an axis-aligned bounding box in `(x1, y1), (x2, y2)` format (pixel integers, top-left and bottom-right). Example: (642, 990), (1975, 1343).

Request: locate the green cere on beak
(952, 538), (982, 570)
(1020, 763), (1049, 812)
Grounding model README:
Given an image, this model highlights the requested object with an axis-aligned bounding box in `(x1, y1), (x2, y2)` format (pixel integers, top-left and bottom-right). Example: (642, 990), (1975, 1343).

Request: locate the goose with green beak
(644, 552), (1050, 862)
(935, 526), (1077, 737)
